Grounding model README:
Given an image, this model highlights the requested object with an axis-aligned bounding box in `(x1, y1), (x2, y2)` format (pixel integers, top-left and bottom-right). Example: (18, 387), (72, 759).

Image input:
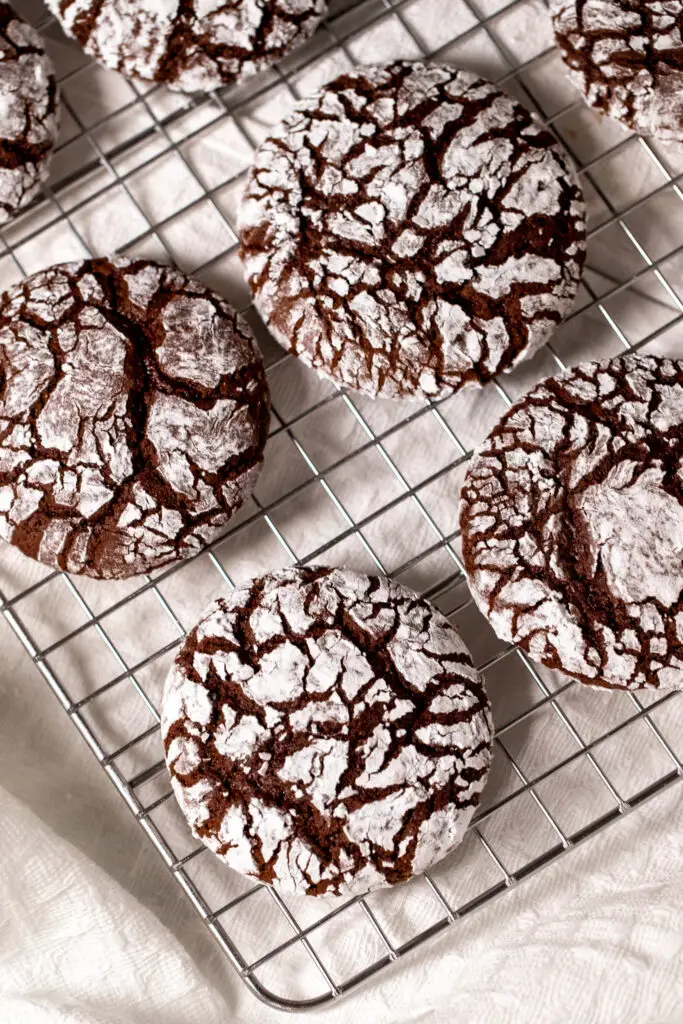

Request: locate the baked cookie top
(240, 61), (586, 400)
(48, 0), (327, 93)
(551, 0), (683, 140)
(162, 566), (493, 896)
(0, 257), (269, 578)
(461, 355), (683, 691)
(0, 4), (59, 221)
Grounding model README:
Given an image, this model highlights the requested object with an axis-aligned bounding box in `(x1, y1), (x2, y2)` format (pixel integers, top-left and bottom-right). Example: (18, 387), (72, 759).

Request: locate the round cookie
(0, 4), (59, 222)
(550, 1), (683, 141)
(460, 355), (683, 691)
(162, 566), (493, 897)
(47, 0), (327, 93)
(239, 60), (586, 401)
(0, 257), (269, 579)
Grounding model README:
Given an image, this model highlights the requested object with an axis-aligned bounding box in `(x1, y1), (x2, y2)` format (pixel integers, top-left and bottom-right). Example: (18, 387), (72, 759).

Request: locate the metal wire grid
(2, 0), (683, 1010)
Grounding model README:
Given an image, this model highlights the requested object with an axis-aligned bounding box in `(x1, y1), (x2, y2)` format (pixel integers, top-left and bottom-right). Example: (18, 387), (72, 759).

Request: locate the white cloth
(2, 612), (683, 1024)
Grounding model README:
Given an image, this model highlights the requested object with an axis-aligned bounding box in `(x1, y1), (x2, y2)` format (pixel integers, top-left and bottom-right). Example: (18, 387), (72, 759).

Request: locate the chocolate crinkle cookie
(0, 257), (269, 579)
(461, 355), (683, 691)
(47, 0), (328, 93)
(162, 566), (493, 897)
(550, 1), (683, 141)
(0, 4), (59, 222)
(239, 60), (586, 401)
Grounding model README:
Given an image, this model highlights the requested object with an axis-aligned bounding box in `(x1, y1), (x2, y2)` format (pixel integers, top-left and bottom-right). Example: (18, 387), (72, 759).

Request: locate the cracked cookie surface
(48, 0), (327, 93)
(551, 1), (683, 140)
(0, 4), (59, 222)
(162, 566), (493, 896)
(0, 257), (269, 579)
(239, 60), (586, 401)
(461, 355), (683, 691)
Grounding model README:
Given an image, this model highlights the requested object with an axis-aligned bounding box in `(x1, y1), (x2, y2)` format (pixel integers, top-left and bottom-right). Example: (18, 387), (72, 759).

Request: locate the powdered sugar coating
(48, 0), (327, 93)
(551, 1), (683, 141)
(239, 61), (586, 400)
(460, 355), (683, 691)
(162, 566), (493, 896)
(0, 4), (59, 222)
(0, 257), (269, 579)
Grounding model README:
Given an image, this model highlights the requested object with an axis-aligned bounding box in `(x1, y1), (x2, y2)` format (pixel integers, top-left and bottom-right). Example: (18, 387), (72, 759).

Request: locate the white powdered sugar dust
(161, 566), (493, 897)
(47, 0), (327, 92)
(239, 60), (586, 400)
(551, 0), (683, 141)
(0, 257), (269, 579)
(0, 6), (59, 221)
(461, 355), (683, 691)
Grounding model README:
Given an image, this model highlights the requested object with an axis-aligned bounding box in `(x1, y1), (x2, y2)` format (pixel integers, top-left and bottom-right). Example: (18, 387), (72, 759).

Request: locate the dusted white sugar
(462, 355), (683, 691)
(239, 61), (585, 400)
(551, 0), (683, 141)
(0, 258), (268, 579)
(578, 468), (683, 605)
(162, 566), (493, 896)
(47, 0), (327, 93)
(0, 9), (59, 222)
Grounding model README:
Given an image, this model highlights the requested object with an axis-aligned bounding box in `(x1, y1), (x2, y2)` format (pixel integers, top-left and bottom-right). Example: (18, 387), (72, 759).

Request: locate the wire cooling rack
(4, 0), (683, 1011)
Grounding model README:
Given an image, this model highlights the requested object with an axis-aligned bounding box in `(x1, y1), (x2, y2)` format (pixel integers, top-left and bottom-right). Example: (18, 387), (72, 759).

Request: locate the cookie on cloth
(47, 0), (328, 93)
(162, 565), (493, 896)
(239, 60), (586, 400)
(550, 1), (683, 141)
(0, 257), (269, 579)
(460, 355), (683, 691)
(0, 4), (59, 221)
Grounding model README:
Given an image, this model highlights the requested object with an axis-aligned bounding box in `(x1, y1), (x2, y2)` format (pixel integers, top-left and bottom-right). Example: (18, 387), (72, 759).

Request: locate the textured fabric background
(3, 0), (683, 1019)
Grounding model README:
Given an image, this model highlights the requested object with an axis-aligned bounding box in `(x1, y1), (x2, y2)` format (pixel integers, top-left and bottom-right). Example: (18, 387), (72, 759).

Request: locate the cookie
(162, 566), (493, 896)
(239, 60), (586, 401)
(550, 1), (683, 141)
(48, 0), (327, 93)
(0, 257), (269, 579)
(460, 355), (683, 691)
(0, 4), (59, 222)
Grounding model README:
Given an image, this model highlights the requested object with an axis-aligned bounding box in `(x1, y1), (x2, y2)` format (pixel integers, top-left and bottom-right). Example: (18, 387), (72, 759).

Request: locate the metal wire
(5, 0), (683, 1010)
